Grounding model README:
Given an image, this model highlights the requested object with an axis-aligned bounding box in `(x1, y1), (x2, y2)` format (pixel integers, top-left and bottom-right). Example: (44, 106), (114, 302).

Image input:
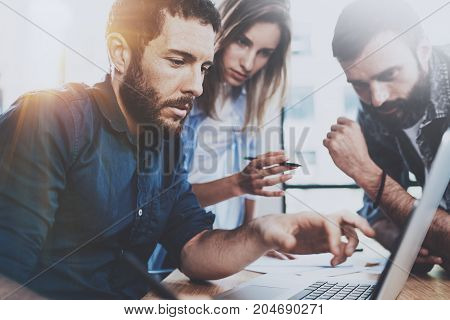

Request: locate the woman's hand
(233, 151), (297, 197)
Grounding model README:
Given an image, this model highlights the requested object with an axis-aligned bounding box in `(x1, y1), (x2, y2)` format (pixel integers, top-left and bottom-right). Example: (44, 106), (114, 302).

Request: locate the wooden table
(142, 235), (449, 300)
(143, 265), (450, 300)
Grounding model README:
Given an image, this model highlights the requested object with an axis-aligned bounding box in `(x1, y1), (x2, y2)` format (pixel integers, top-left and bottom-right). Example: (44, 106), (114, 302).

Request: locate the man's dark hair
(106, 0), (221, 61)
(332, 0), (424, 62)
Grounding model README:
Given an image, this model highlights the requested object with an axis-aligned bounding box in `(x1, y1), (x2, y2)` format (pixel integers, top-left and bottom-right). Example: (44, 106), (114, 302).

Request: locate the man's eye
(379, 69), (398, 81)
(354, 85), (366, 92)
(352, 82), (368, 90)
(169, 59), (184, 66)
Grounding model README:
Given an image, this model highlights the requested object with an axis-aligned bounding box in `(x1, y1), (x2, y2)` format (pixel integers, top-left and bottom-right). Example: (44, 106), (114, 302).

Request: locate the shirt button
(138, 209), (143, 217)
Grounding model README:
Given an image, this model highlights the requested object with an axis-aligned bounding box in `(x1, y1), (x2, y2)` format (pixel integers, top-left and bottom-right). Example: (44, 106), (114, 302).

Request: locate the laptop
(217, 129), (450, 300)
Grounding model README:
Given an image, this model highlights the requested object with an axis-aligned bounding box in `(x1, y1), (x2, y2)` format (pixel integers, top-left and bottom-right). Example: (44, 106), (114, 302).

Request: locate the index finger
(339, 213), (375, 238)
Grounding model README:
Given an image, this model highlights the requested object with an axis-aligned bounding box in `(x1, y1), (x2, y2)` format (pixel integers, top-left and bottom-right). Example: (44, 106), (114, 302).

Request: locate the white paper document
(245, 253), (386, 276)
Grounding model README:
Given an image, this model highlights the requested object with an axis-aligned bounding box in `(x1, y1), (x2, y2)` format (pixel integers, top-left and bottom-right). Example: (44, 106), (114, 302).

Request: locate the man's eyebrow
(373, 66), (399, 80)
(347, 66), (400, 85)
(347, 79), (367, 86)
(167, 49), (213, 66)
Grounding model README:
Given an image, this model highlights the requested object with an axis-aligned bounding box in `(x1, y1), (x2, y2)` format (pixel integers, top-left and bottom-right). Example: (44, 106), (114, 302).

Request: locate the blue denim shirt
(0, 76), (214, 299)
(358, 46), (450, 224)
(148, 92), (256, 270)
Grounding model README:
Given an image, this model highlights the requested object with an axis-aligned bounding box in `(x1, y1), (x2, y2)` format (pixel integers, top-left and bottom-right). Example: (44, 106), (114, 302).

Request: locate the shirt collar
(189, 101), (203, 117)
(422, 47), (450, 127)
(91, 74), (139, 146)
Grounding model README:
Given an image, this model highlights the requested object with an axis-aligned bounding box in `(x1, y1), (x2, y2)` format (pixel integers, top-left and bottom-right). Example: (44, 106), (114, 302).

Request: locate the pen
(244, 156), (302, 167)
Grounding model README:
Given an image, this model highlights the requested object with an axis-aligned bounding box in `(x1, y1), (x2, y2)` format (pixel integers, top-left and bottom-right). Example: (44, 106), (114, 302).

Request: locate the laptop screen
(372, 129), (450, 299)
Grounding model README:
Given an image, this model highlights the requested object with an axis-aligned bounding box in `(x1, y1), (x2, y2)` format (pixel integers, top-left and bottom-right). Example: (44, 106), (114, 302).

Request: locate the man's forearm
(356, 163), (414, 225)
(191, 174), (242, 207)
(356, 162), (450, 260)
(181, 211), (377, 280)
(180, 225), (270, 280)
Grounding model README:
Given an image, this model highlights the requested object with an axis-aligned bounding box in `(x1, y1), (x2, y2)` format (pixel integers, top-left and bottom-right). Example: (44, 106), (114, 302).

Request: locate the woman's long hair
(197, 0), (291, 129)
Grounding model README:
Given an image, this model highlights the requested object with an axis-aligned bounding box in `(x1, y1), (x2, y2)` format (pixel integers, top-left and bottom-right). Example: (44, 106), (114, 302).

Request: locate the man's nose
(182, 68), (204, 98)
(370, 82), (389, 107)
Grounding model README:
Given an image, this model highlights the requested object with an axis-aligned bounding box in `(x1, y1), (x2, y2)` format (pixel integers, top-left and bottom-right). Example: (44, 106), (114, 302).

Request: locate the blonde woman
(184, 0), (293, 230)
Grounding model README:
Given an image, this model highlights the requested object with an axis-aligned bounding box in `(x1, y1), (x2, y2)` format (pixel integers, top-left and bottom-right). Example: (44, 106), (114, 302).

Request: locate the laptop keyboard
(294, 281), (376, 300)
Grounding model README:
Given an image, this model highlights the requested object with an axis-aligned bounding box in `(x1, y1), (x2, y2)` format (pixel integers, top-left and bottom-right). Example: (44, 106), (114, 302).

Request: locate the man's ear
(106, 32), (132, 75)
(416, 37), (432, 73)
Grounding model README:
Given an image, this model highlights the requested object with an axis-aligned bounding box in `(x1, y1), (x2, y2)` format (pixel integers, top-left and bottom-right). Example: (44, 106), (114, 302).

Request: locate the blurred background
(0, 0), (449, 215)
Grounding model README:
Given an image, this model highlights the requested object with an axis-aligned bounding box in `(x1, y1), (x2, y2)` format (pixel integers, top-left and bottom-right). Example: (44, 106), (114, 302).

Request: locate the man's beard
(367, 69), (431, 130)
(119, 56), (193, 135)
